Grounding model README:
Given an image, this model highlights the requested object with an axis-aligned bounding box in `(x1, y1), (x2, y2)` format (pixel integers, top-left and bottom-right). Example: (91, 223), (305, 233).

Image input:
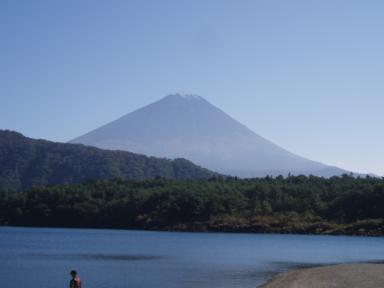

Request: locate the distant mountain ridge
(0, 130), (215, 190)
(71, 94), (350, 177)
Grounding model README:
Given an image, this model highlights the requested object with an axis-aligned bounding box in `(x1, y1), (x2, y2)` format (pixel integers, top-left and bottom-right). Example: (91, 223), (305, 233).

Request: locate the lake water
(0, 227), (383, 288)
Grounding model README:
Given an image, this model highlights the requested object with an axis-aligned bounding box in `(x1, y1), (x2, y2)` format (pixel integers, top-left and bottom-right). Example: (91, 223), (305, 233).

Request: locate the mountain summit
(70, 94), (348, 177)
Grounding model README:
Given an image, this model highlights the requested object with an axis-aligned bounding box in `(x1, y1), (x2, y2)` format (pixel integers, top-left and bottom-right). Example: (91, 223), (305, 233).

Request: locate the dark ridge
(0, 130), (216, 190)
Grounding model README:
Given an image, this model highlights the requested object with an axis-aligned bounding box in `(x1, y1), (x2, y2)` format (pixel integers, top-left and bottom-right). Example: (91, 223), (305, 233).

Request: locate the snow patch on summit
(173, 93), (203, 100)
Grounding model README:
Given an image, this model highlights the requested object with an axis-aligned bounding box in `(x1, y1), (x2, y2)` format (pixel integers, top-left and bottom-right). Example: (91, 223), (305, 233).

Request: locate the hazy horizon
(1, 1), (383, 175)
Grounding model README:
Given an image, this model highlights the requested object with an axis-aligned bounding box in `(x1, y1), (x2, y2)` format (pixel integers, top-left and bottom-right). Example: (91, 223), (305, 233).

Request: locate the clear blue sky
(1, 0), (383, 175)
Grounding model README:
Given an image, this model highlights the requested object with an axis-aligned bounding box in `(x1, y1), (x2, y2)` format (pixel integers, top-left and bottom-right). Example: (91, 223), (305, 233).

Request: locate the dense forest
(0, 130), (215, 190)
(1, 175), (383, 236)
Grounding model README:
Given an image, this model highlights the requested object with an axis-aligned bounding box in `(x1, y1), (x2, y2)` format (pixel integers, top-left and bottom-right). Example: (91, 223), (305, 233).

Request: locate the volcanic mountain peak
(71, 94), (349, 177)
(168, 93), (203, 100)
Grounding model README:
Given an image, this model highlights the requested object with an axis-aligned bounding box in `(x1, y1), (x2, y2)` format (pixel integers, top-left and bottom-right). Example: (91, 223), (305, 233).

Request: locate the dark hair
(70, 270), (77, 276)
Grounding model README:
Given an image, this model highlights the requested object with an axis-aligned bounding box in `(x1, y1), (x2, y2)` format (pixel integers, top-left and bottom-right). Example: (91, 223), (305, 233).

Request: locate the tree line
(1, 175), (383, 235)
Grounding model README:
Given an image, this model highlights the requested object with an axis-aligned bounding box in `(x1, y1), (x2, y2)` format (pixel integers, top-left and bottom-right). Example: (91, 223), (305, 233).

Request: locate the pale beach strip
(261, 263), (384, 288)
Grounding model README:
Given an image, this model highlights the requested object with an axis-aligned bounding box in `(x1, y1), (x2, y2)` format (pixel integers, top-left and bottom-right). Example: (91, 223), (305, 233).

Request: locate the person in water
(70, 270), (82, 288)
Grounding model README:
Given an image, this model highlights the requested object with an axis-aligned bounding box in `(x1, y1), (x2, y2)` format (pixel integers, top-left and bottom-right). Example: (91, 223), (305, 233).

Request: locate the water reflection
(26, 253), (168, 261)
(1, 228), (384, 288)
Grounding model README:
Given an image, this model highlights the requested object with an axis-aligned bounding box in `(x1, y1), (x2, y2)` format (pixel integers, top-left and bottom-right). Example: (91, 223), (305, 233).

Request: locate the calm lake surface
(1, 227), (383, 288)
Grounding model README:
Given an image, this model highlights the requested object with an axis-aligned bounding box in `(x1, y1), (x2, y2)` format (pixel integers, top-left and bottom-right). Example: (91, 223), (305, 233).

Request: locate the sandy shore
(261, 263), (384, 288)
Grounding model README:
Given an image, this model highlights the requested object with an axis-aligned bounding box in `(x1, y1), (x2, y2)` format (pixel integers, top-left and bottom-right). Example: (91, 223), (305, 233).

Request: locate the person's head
(70, 270), (77, 278)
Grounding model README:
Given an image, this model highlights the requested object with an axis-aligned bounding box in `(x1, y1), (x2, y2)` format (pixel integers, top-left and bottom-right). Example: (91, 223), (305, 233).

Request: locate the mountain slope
(71, 94), (349, 177)
(0, 130), (215, 190)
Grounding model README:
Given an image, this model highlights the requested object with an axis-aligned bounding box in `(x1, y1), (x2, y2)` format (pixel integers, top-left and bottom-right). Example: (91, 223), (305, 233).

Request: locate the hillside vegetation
(0, 130), (215, 190)
(1, 175), (383, 236)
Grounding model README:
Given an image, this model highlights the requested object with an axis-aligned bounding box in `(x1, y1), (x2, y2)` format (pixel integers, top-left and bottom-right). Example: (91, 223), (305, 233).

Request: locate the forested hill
(0, 130), (215, 190)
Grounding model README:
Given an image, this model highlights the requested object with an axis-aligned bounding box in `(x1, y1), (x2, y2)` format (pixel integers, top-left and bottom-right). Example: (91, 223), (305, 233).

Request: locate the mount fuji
(70, 94), (348, 177)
